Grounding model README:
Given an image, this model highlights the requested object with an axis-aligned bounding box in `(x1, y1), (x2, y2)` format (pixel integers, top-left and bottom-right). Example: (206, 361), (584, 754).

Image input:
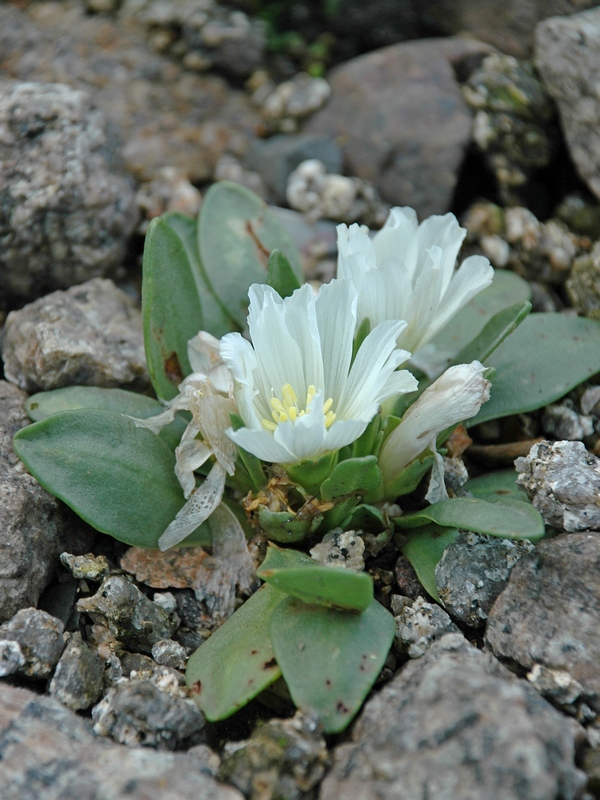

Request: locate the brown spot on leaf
(262, 657), (277, 670)
(245, 220), (271, 265)
(250, 649), (258, 656)
(164, 351), (184, 384)
(325, 679), (332, 688)
(336, 701), (349, 714)
(190, 680), (202, 695)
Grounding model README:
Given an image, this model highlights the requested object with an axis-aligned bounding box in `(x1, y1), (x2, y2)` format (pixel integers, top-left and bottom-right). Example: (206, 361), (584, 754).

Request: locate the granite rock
(305, 38), (493, 217)
(393, 596), (458, 658)
(320, 633), (586, 800)
(3, 278), (149, 393)
(486, 531), (600, 712)
(0, 608), (64, 679)
(0, 81), (138, 302)
(48, 631), (104, 710)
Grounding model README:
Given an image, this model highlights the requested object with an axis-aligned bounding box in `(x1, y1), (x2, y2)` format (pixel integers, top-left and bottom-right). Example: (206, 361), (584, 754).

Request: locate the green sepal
(383, 453), (436, 501)
(267, 248), (302, 298)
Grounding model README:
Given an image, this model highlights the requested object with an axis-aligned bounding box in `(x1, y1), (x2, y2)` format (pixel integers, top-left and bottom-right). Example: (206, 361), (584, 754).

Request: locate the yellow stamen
(270, 397), (285, 414)
(323, 397), (333, 414)
(289, 407), (297, 421)
(261, 383), (337, 431)
(325, 410), (336, 428)
(282, 383), (298, 409)
(279, 412), (288, 423)
(262, 419), (277, 431)
(272, 409), (281, 424)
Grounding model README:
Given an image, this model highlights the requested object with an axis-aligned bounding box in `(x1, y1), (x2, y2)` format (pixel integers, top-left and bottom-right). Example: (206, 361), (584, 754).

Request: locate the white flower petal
(273, 390), (328, 462)
(315, 279), (356, 403)
(226, 425), (295, 463)
(175, 422), (212, 498)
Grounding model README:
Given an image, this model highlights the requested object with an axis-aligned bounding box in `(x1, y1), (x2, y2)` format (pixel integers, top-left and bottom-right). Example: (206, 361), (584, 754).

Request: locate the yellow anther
(323, 397), (333, 414)
(263, 383), (336, 431)
(306, 385), (317, 406)
(262, 419), (277, 431)
(282, 383), (298, 409)
(299, 410), (306, 417)
(279, 412), (288, 423)
(272, 409), (281, 424)
(325, 411), (336, 428)
(270, 397), (285, 414)
(289, 407), (297, 421)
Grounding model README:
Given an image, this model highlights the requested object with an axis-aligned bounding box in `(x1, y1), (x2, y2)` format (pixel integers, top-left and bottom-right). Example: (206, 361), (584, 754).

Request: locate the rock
(567, 241), (600, 320)
(435, 531), (534, 627)
(582, 386), (600, 416)
(92, 679), (206, 749)
(118, 651), (188, 699)
(442, 455), (469, 493)
(0, 381), (93, 622)
(243, 134), (343, 205)
(60, 552), (110, 582)
(255, 73), (331, 134)
(3, 278), (149, 393)
(486, 532), (600, 712)
(527, 663), (587, 712)
(77, 575), (178, 653)
(320, 633), (586, 800)
(0, 640), (25, 678)
(542, 402), (595, 441)
(219, 711), (328, 800)
(0, 81), (138, 302)
(418, 0), (599, 58)
(0, 4), (258, 183)
(516, 440), (600, 531)
(0, 608), (64, 679)
(136, 167), (202, 233)
(393, 596), (458, 658)
(535, 7), (600, 203)
(462, 53), (557, 204)
(305, 38), (493, 217)
(48, 632), (104, 710)
(269, 206), (337, 284)
(120, 546), (209, 590)
(328, 0), (421, 61)
(286, 159), (389, 227)
(0, 682), (242, 800)
(151, 639), (188, 670)
(152, 592), (178, 616)
(213, 154), (267, 200)
(310, 530), (365, 571)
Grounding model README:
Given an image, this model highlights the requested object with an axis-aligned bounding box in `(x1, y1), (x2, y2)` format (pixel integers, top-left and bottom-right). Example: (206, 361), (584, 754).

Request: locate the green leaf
(25, 386), (186, 451)
(198, 181), (303, 328)
(383, 453), (436, 500)
(142, 218), (204, 400)
(257, 508), (323, 544)
(395, 496), (545, 541)
(450, 300), (531, 366)
(429, 270), (531, 364)
(230, 412), (266, 490)
(401, 524), (460, 602)
(163, 211), (235, 338)
(186, 584), (284, 721)
(286, 451), (339, 495)
(257, 545), (314, 574)
(469, 313), (600, 426)
(260, 565), (373, 613)
(462, 469), (528, 503)
(271, 597), (395, 733)
(13, 409), (210, 548)
(320, 456), (382, 501)
(267, 248), (302, 298)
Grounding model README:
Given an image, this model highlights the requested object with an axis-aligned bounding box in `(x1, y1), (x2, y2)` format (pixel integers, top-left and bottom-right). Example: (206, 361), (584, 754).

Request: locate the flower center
(262, 383), (336, 431)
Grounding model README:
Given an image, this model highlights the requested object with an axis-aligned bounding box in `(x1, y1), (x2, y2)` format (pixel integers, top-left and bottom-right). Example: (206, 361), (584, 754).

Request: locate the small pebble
(151, 639), (188, 670)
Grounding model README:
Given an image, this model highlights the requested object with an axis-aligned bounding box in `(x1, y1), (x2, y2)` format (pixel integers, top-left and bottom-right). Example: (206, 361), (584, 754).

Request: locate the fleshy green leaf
(469, 313), (600, 426)
(271, 597), (395, 733)
(186, 584), (284, 721)
(462, 469), (528, 503)
(395, 496), (545, 541)
(13, 409), (210, 548)
(260, 566), (373, 613)
(198, 181), (303, 328)
(450, 300), (531, 366)
(383, 453), (436, 500)
(320, 456), (382, 501)
(267, 248), (302, 298)
(230, 412), (266, 490)
(163, 211), (235, 338)
(257, 508), (323, 544)
(401, 524), (460, 602)
(286, 451), (339, 495)
(25, 386), (186, 451)
(257, 544), (314, 574)
(142, 218), (204, 400)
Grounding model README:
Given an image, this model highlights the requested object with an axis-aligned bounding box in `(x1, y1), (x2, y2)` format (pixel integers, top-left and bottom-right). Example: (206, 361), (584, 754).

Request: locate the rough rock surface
(419, 0), (599, 58)
(0, 81), (138, 301)
(48, 631), (104, 710)
(3, 278), (149, 393)
(535, 7), (600, 202)
(435, 531), (534, 627)
(516, 440), (600, 531)
(92, 679), (206, 750)
(0, 3), (258, 183)
(120, 546), (209, 590)
(305, 37), (492, 217)
(0, 608), (64, 679)
(77, 575), (179, 653)
(486, 531), (600, 712)
(320, 633), (586, 800)
(393, 596), (458, 658)
(0, 380), (93, 622)
(0, 682), (242, 800)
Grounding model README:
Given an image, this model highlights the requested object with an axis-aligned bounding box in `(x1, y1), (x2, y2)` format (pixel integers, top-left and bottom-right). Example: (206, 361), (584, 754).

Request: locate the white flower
(379, 361), (491, 503)
(219, 280), (418, 464)
(337, 207), (494, 354)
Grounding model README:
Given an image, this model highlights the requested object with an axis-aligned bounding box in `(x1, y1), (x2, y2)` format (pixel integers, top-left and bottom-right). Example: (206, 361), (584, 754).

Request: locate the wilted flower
(337, 207), (494, 354)
(379, 361), (491, 503)
(220, 280), (418, 464)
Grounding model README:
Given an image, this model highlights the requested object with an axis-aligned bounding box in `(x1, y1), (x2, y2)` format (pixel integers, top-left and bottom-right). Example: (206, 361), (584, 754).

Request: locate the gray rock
(3, 278), (149, 393)
(320, 633), (586, 800)
(310, 530), (365, 571)
(305, 38), (493, 217)
(542, 402), (594, 441)
(48, 632), (104, 711)
(486, 531), (600, 712)
(0, 681), (242, 800)
(393, 596), (458, 658)
(0, 608), (64, 679)
(220, 711), (328, 800)
(0, 81), (138, 302)
(435, 531), (534, 627)
(256, 74), (331, 134)
(417, 0), (599, 58)
(526, 663), (587, 711)
(243, 134), (343, 205)
(0, 639), (25, 678)
(60, 551), (110, 582)
(567, 241), (600, 321)
(516, 439), (600, 531)
(151, 639), (188, 670)
(92, 679), (206, 749)
(77, 575), (178, 654)
(0, 380), (95, 622)
(535, 7), (600, 203)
